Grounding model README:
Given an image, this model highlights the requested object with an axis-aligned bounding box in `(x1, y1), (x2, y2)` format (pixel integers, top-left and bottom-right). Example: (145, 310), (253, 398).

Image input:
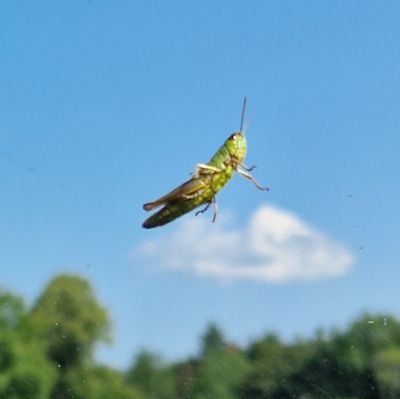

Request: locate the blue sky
(1, 1), (400, 368)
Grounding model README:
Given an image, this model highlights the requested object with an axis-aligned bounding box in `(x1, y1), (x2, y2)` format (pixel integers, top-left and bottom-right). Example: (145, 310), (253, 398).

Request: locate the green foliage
(373, 348), (400, 398)
(240, 314), (400, 399)
(189, 324), (251, 399)
(201, 323), (225, 355)
(0, 290), (25, 330)
(28, 274), (110, 368)
(345, 314), (400, 361)
(190, 347), (251, 399)
(126, 351), (177, 399)
(272, 343), (381, 399)
(174, 359), (198, 399)
(0, 331), (57, 399)
(0, 275), (116, 399)
(51, 366), (144, 399)
(241, 334), (312, 398)
(2, 276), (400, 399)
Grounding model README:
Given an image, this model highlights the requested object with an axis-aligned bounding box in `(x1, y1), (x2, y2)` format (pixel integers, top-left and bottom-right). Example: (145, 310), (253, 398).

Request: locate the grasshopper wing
(143, 177), (207, 211)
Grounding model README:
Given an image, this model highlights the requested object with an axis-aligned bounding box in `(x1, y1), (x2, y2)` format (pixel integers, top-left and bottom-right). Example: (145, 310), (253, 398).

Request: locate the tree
(174, 358), (198, 399)
(0, 331), (57, 399)
(273, 343), (380, 399)
(59, 366), (144, 399)
(126, 351), (177, 399)
(0, 290), (25, 330)
(241, 333), (312, 398)
(201, 323), (225, 355)
(373, 348), (400, 398)
(345, 314), (400, 362)
(190, 346), (250, 399)
(265, 314), (400, 399)
(189, 324), (251, 399)
(0, 289), (57, 398)
(25, 274), (111, 399)
(28, 274), (110, 368)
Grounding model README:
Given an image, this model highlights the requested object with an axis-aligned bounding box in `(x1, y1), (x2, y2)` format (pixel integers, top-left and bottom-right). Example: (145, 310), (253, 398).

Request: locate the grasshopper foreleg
(237, 168), (269, 191)
(195, 197), (218, 223)
(239, 163), (257, 172)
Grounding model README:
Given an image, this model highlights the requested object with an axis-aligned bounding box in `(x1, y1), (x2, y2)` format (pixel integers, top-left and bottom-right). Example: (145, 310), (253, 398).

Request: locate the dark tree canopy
(29, 274), (110, 368)
(1, 274), (400, 399)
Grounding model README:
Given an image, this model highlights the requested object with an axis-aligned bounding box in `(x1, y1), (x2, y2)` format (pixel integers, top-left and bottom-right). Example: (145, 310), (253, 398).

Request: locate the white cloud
(137, 205), (354, 283)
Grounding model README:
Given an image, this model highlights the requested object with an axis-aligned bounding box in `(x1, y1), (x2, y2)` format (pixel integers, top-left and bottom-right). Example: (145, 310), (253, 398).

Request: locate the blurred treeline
(1, 274), (400, 399)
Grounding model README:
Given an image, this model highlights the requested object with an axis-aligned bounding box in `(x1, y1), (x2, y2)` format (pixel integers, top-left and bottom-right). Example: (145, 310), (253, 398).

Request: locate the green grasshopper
(142, 98), (268, 229)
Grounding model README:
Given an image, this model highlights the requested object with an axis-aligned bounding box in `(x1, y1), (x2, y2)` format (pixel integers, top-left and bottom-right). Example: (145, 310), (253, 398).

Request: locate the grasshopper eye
(229, 133), (237, 141)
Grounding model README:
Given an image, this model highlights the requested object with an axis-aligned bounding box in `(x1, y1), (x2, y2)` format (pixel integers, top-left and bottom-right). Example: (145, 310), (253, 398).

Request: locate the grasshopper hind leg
(195, 197), (218, 223)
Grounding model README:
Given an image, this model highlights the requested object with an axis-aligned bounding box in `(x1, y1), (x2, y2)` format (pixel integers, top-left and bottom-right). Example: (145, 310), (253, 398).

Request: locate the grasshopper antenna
(240, 96), (247, 132)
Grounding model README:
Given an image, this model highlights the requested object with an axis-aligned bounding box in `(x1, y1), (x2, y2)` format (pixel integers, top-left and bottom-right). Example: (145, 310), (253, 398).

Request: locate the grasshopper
(142, 98), (268, 229)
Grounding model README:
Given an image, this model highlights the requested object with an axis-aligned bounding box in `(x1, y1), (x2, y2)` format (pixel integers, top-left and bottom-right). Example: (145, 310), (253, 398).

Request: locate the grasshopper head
(227, 131), (247, 163)
(225, 97), (248, 163)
